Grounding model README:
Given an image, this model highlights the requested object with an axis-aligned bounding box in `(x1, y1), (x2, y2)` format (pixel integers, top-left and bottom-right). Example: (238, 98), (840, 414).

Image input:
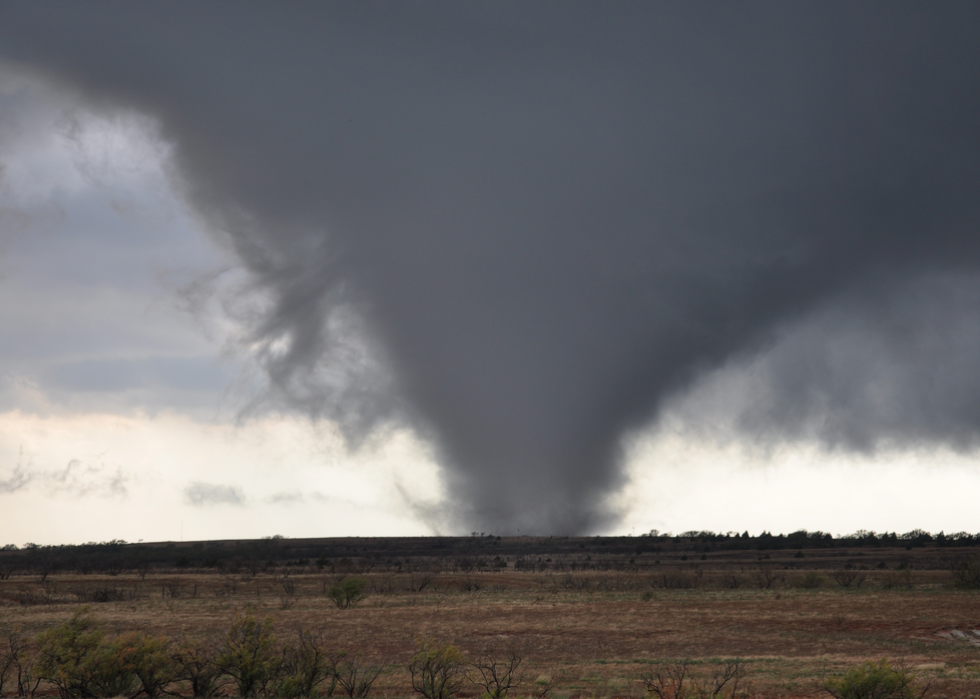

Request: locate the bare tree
(640, 662), (688, 699)
(831, 569), (865, 588)
(754, 566), (781, 589)
(470, 645), (526, 699)
(641, 660), (746, 699)
(333, 652), (384, 698)
(0, 560), (17, 581)
(3, 630), (42, 698)
(136, 559), (152, 582)
(949, 553), (980, 588)
(407, 573), (435, 593)
(693, 661), (746, 699)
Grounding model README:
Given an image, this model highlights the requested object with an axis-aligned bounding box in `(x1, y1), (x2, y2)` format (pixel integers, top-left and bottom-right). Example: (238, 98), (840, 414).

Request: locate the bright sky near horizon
(0, 80), (445, 543)
(2, 6), (980, 545)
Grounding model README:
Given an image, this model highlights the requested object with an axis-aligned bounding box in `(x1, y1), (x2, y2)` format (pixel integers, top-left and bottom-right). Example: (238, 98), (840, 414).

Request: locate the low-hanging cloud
(0, 456), (130, 498)
(184, 481), (245, 507)
(2, 4), (980, 533)
(668, 273), (980, 453)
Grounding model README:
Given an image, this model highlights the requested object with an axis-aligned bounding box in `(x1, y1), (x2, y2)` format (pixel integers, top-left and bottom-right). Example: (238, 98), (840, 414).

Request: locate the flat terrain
(1, 537), (979, 698)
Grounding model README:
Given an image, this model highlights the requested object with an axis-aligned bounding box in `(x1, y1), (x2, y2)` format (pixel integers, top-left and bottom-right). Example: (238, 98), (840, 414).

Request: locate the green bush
(215, 611), (280, 698)
(823, 659), (928, 699)
(327, 578), (368, 609)
(117, 632), (174, 697)
(409, 637), (467, 699)
(30, 609), (381, 698)
(273, 629), (334, 699)
(34, 609), (172, 699)
(35, 608), (107, 699)
(172, 637), (225, 697)
(82, 636), (140, 698)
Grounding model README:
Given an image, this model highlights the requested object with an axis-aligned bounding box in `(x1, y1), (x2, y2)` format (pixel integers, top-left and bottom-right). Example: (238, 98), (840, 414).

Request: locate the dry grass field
(2, 553), (980, 699)
(1, 537), (979, 698)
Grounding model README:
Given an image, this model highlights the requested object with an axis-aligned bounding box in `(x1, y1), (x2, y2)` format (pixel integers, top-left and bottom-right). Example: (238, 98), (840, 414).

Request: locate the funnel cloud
(2, 4), (980, 532)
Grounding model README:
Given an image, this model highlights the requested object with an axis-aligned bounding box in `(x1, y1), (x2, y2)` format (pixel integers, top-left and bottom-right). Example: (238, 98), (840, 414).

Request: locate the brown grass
(2, 568), (980, 698)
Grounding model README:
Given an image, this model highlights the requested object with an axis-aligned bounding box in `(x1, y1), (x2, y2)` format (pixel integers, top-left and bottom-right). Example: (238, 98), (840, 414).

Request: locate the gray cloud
(0, 73), (240, 418)
(265, 491), (303, 505)
(2, 4), (980, 532)
(48, 458), (130, 497)
(0, 454), (131, 498)
(0, 464), (31, 493)
(669, 273), (980, 453)
(184, 481), (245, 507)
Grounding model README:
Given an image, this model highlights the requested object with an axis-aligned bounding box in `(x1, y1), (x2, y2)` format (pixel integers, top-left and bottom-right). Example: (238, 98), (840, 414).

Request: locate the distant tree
(327, 578), (367, 609)
(949, 553), (980, 588)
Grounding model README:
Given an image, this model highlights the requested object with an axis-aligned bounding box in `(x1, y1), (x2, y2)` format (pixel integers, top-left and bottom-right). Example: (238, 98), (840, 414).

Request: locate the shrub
(81, 636), (140, 697)
(948, 554), (980, 588)
(327, 578), (368, 609)
(409, 637), (467, 699)
(35, 608), (106, 699)
(334, 651), (384, 698)
(640, 662), (688, 699)
(469, 646), (526, 699)
(215, 611), (280, 698)
(274, 630), (334, 699)
(117, 632), (174, 697)
(172, 637), (225, 698)
(0, 636), (11, 696)
(796, 571), (824, 589)
(823, 659), (929, 699)
(34, 615), (172, 699)
(2, 630), (41, 698)
(879, 569), (912, 590)
(640, 660), (746, 699)
(832, 569), (866, 588)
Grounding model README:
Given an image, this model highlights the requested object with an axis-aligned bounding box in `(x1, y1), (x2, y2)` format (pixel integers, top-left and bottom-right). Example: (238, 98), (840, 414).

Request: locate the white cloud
(0, 410), (443, 545)
(616, 425), (980, 537)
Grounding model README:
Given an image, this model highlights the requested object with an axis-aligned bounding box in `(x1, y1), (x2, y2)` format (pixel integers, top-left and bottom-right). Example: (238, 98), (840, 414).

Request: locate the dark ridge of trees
(0, 530), (977, 576)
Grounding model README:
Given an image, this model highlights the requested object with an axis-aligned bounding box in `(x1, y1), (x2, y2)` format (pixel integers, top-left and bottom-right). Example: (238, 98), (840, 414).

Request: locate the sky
(1, 3), (980, 544)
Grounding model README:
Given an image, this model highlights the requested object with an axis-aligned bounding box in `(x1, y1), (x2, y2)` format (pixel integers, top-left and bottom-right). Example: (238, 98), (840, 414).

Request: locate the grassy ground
(2, 569), (979, 698)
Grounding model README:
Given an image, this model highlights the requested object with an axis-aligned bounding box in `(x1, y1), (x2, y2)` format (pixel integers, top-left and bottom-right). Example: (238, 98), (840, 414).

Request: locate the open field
(1, 537), (979, 698)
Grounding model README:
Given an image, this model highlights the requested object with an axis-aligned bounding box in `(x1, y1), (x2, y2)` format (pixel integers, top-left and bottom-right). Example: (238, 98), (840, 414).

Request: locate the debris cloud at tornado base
(3, 4), (980, 532)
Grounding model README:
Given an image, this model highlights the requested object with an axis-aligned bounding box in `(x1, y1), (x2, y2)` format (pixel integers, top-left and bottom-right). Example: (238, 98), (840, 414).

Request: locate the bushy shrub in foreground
(409, 636), (467, 699)
(14, 607), (382, 698)
(34, 609), (171, 698)
(215, 612), (279, 698)
(823, 659), (929, 699)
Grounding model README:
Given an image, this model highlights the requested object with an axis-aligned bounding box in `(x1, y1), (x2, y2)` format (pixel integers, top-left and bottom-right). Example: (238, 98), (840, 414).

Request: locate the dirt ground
(2, 566), (980, 699)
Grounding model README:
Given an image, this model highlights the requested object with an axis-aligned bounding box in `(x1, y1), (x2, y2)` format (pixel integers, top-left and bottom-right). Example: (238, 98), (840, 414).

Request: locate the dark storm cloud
(2, 3), (980, 532)
(671, 273), (980, 453)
